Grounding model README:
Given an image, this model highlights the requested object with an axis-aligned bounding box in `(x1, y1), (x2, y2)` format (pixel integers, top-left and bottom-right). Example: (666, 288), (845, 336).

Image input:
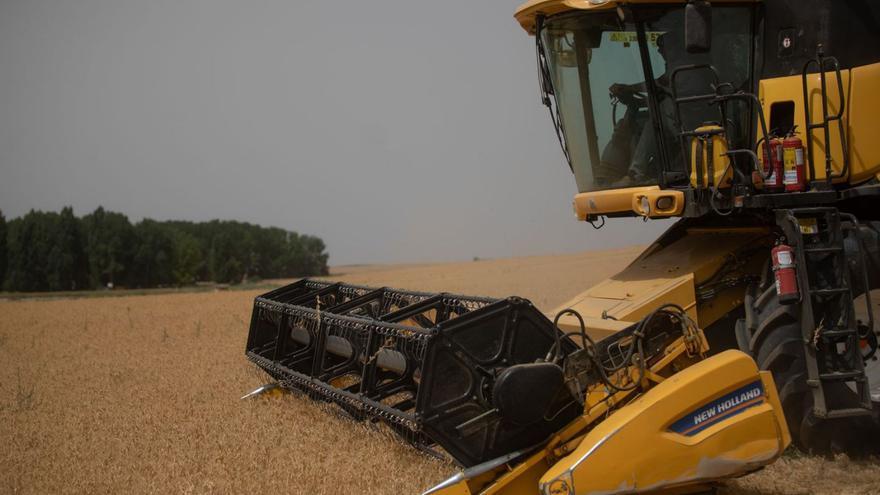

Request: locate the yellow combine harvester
(245, 0), (880, 493)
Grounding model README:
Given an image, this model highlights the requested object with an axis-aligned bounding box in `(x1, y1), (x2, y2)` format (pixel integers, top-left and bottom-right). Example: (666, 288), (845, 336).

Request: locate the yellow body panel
(759, 71), (848, 184)
(847, 62), (880, 183)
(574, 187), (684, 220)
(573, 186), (659, 220)
(554, 225), (769, 339)
(758, 63), (880, 185)
(540, 351), (789, 495)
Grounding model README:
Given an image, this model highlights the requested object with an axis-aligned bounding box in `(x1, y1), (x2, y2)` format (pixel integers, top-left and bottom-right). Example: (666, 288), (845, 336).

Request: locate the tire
(744, 282), (876, 454)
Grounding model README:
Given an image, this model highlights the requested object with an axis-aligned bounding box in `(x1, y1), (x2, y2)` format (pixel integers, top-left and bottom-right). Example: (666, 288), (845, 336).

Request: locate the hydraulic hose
(551, 304), (693, 394)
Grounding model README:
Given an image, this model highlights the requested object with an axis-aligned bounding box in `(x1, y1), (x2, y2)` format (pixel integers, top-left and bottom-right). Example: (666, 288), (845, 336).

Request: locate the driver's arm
(609, 81), (647, 97)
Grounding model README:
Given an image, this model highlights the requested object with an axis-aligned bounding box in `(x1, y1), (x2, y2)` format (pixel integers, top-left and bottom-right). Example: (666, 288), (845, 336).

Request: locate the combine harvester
(245, 0), (880, 493)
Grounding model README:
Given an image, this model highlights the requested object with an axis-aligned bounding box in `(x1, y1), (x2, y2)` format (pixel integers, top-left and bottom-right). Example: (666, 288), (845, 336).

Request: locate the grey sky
(0, 0), (670, 265)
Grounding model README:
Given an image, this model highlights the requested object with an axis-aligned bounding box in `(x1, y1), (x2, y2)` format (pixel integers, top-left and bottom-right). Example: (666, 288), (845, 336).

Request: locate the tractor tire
(744, 282), (878, 454)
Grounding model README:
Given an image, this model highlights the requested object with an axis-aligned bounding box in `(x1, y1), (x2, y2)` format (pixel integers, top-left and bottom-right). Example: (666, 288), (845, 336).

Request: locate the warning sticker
(776, 250), (793, 265)
(608, 31), (665, 46)
(798, 218), (819, 235)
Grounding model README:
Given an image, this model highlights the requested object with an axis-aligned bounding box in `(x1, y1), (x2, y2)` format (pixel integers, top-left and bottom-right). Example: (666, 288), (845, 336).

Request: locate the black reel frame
(245, 279), (580, 467)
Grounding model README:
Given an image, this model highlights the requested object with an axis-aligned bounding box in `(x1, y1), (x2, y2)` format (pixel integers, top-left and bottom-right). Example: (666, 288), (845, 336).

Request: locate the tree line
(0, 207), (329, 292)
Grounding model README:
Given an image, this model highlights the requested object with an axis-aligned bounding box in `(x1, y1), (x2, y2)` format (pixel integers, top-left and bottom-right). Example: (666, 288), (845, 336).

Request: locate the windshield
(539, 6), (753, 193)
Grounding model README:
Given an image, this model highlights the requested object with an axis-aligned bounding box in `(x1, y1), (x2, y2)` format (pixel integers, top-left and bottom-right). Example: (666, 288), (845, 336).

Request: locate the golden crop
(1, 249), (878, 494)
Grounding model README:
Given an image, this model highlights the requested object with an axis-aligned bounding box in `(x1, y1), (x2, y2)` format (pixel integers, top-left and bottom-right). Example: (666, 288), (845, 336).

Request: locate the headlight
(541, 471), (574, 495)
(655, 195), (674, 211)
(639, 196), (651, 216)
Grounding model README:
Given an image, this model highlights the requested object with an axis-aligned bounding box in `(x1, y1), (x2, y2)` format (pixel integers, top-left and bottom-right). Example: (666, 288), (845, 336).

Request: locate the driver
(597, 32), (681, 187)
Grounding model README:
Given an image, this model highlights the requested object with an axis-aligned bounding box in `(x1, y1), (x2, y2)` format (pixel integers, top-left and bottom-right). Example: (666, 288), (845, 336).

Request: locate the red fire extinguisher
(762, 138), (785, 192)
(783, 134), (806, 192)
(772, 243), (799, 304)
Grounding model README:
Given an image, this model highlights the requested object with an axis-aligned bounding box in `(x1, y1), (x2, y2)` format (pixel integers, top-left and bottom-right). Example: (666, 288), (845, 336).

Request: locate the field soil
(2, 246), (879, 494)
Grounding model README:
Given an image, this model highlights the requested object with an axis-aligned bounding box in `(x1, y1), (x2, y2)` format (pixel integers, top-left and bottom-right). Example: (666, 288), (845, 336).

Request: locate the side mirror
(685, 0), (712, 53)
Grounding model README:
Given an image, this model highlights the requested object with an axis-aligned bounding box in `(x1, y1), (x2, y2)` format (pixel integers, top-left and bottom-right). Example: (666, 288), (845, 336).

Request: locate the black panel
(761, 0), (880, 78)
(769, 100), (795, 135)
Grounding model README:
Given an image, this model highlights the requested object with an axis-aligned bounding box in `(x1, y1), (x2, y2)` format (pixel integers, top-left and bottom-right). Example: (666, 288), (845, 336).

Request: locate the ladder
(776, 207), (872, 418)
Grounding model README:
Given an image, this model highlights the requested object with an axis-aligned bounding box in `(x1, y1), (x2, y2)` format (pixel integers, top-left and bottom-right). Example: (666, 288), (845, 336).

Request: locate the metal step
(775, 207), (873, 418)
(804, 246), (844, 254)
(819, 328), (858, 339)
(817, 407), (873, 419)
(819, 371), (865, 381)
(809, 287), (850, 296)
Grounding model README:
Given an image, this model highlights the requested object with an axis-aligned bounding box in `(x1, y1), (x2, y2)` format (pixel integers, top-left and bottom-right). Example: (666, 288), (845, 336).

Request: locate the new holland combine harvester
(245, 1), (880, 493)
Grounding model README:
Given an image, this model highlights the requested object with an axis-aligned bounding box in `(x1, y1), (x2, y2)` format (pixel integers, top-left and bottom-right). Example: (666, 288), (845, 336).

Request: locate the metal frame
(245, 279), (580, 467)
(775, 208), (872, 418)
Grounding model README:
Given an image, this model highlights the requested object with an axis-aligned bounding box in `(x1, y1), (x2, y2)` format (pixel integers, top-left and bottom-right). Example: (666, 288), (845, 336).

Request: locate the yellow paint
(263, 386), (286, 398)
(631, 189), (685, 218)
(573, 187), (684, 219)
(554, 225), (770, 339)
(541, 351), (788, 495)
(759, 73), (844, 183)
(756, 65), (880, 185)
(688, 125), (732, 190)
(798, 217), (819, 235)
(846, 62), (880, 183)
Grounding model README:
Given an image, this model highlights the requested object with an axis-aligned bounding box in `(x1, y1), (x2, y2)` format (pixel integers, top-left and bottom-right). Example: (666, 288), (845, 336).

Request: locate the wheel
(743, 282), (878, 454)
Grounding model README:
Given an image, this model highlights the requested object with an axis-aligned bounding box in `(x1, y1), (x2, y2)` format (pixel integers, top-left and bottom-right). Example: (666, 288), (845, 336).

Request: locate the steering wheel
(610, 84), (648, 126)
(610, 84), (648, 108)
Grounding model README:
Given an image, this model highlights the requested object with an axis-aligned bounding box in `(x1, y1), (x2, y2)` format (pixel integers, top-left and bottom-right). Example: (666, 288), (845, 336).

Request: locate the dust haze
(0, 0), (670, 265)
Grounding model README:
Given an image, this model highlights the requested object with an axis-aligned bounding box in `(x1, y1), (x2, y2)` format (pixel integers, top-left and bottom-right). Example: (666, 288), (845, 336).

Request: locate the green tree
(47, 207), (89, 290)
(2, 207), (329, 291)
(5, 210), (55, 291)
(171, 230), (203, 285)
(130, 220), (175, 287)
(82, 207), (135, 288)
(290, 233), (329, 276)
(209, 228), (244, 283)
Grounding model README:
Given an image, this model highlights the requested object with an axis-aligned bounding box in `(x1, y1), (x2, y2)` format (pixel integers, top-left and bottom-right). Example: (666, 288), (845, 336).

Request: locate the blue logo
(669, 380), (765, 437)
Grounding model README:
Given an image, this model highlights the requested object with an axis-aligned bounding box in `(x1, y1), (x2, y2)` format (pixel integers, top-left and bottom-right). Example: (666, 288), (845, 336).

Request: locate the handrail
(801, 47), (850, 185)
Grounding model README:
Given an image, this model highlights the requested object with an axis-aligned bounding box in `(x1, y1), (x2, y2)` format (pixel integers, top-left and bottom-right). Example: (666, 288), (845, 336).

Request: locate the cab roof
(514, 0), (759, 34)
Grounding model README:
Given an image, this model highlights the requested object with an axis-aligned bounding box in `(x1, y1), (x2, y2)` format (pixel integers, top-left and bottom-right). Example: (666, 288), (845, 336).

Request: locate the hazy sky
(0, 0), (670, 265)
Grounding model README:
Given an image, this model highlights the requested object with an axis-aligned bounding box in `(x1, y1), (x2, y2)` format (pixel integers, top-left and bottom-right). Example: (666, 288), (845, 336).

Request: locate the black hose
(547, 308), (595, 362)
(551, 304), (691, 394)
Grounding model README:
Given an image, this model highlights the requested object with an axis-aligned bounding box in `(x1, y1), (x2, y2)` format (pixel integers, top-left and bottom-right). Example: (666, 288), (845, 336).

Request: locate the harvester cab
(527, 0), (880, 219)
(243, 0), (880, 493)
(531, 0), (765, 221)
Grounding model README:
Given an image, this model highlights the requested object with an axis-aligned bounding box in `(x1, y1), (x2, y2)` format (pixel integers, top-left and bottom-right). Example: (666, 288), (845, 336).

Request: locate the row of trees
(0, 207), (329, 292)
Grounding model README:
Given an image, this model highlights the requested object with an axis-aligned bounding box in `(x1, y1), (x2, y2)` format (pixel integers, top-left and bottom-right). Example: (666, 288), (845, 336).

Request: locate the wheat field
(2, 247), (879, 494)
